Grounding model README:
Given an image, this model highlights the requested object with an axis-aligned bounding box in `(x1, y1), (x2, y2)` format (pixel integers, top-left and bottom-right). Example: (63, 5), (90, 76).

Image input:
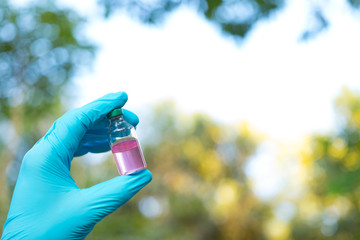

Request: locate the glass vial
(107, 108), (147, 175)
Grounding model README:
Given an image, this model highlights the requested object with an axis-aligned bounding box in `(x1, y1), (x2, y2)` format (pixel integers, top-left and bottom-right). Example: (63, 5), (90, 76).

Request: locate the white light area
(58, 0), (360, 200)
(69, 0), (360, 143)
(11, 0), (358, 199)
(245, 141), (287, 200)
(138, 196), (163, 218)
(273, 200), (297, 222)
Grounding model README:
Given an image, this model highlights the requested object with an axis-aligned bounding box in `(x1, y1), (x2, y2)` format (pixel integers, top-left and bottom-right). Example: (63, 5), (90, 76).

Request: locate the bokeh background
(1, 0), (360, 239)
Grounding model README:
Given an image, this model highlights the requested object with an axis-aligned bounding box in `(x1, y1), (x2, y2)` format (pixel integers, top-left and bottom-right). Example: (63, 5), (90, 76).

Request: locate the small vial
(107, 108), (147, 175)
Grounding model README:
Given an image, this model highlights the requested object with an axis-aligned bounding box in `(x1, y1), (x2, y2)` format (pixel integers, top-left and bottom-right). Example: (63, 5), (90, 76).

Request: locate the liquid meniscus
(111, 139), (147, 175)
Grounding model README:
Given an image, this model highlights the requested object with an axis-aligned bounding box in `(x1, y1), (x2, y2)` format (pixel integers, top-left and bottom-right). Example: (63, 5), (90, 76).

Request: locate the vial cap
(107, 108), (123, 119)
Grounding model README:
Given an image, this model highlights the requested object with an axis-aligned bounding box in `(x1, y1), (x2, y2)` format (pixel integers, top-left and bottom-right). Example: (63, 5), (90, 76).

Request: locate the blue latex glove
(1, 92), (152, 240)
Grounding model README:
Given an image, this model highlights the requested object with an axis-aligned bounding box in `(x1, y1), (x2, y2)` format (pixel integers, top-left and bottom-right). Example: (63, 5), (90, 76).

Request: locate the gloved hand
(1, 92), (152, 240)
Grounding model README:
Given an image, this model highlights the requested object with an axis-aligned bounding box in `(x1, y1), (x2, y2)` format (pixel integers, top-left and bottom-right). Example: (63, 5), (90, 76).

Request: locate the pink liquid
(111, 139), (147, 175)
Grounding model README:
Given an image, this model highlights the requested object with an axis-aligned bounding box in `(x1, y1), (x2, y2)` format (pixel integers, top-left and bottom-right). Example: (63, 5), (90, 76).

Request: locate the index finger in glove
(43, 92), (129, 168)
(74, 109), (140, 157)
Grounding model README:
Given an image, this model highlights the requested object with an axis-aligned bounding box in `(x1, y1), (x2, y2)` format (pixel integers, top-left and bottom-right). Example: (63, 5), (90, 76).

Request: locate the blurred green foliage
(98, 0), (360, 40)
(290, 88), (360, 239)
(72, 102), (270, 240)
(0, 0), (95, 231)
(2, 0), (360, 239)
(0, 0), (94, 123)
(349, 0), (360, 8)
(99, 0), (284, 38)
(71, 89), (360, 239)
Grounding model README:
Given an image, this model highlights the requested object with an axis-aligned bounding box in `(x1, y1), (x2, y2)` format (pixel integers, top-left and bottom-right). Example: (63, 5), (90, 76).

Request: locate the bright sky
(13, 0), (360, 200)
(62, 0), (360, 143)
(61, 0), (360, 200)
